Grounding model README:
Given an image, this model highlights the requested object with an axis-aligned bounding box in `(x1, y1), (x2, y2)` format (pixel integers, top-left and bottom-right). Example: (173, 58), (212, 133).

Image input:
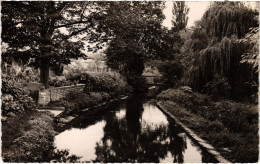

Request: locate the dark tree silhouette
(90, 2), (174, 91)
(2, 2), (104, 88)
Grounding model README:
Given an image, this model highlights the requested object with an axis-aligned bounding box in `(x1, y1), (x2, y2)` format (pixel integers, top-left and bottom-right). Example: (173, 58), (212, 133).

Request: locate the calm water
(54, 94), (216, 163)
(39, 110), (62, 116)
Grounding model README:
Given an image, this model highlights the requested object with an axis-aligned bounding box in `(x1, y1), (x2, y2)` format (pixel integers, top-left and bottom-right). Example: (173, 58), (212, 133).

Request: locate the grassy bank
(156, 88), (258, 162)
(2, 110), (83, 162)
(2, 111), (56, 162)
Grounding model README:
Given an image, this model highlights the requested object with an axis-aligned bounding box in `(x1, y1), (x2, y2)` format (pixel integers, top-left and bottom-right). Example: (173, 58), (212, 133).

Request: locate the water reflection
(55, 121), (106, 162)
(54, 94), (215, 163)
(141, 104), (168, 132)
(38, 109), (62, 116)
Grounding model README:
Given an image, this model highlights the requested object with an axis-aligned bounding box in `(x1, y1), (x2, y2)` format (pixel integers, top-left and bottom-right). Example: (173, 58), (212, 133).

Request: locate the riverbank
(53, 93), (218, 162)
(2, 90), (128, 162)
(49, 90), (131, 121)
(155, 88), (258, 163)
(2, 71), (132, 162)
(2, 110), (84, 162)
(2, 110), (56, 162)
(47, 72), (132, 119)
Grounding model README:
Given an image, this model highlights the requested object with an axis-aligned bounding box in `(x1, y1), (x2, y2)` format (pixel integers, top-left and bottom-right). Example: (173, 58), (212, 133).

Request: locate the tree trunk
(40, 59), (50, 89)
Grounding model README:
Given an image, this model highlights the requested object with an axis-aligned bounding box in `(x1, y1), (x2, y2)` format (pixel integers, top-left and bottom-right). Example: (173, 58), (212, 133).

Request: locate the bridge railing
(144, 76), (165, 85)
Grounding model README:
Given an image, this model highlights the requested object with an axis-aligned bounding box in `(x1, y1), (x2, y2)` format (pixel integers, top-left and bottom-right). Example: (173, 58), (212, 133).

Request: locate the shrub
(51, 149), (82, 163)
(49, 76), (71, 87)
(2, 111), (56, 162)
(23, 67), (40, 83)
(83, 73), (132, 95)
(58, 71), (132, 93)
(213, 100), (252, 133)
(157, 88), (211, 114)
(2, 75), (35, 117)
(154, 60), (183, 87)
(57, 91), (100, 114)
(203, 74), (231, 99)
(206, 120), (226, 133)
(232, 135), (258, 162)
(157, 88), (255, 133)
(49, 72), (131, 114)
(65, 72), (93, 85)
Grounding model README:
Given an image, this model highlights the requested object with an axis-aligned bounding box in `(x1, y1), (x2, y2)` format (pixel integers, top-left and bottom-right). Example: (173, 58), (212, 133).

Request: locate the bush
(49, 72), (131, 115)
(51, 149), (82, 163)
(54, 71), (132, 93)
(49, 76), (71, 87)
(213, 100), (253, 133)
(65, 72), (90, 85)
(157, 88), (211, 114)
(57, 91), (100, 114)
(232, 135), (259, 162)
(83, 73), (132, 95)
(2, 75), (35, 117)
(203, 74), (231, 99)
(206, 120), (226, 133)
(54, 86), (125, 115)
(154, 60), (183, 87)
(2, 111), (56, 162)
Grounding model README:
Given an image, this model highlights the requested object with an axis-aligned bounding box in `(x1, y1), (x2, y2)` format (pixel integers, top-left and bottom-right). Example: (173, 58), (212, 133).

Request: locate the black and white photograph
(1, 1), (259, 163)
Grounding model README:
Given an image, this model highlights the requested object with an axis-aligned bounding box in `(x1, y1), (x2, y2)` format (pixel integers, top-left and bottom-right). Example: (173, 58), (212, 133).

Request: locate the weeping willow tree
(240, 27), (259, 75)
(184, 2), (258, 99)
(202, 2), (257, 39)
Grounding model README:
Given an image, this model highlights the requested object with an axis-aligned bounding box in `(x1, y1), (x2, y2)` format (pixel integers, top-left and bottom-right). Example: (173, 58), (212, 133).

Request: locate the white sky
(163, 2), (211, 28)
(163, 1), (258, 29)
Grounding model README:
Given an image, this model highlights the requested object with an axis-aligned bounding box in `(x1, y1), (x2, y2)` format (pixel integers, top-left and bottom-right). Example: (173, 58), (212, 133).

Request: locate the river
(54, 94), (217, 163)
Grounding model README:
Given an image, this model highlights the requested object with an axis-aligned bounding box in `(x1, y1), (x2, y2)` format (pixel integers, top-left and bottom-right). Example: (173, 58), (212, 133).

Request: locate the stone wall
(38, 84), (85, 106)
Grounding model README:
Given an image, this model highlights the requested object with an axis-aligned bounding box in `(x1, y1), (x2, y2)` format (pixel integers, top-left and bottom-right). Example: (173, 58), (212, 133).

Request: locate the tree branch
(54, 20), (90, 29)
(69, 28), (89, 37)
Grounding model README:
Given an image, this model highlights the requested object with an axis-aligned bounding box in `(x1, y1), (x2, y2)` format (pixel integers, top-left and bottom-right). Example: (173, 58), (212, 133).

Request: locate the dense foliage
(49, 76), (71, 87)
(1, 2), (103, 88)
(83, 73), (132, 94)
(2, 75), (35, 117)
(48, 71), (132, 95)
(146, 60), (183, 87)
(49, 72), (132, 114)
(2, 111), (56, 162)
(202, 74), (231, 99)
(183, 2), (258, 100)
(91, 2), (175, 91)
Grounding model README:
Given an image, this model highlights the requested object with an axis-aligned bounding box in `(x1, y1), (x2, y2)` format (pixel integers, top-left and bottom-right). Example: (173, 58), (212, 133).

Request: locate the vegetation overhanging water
(54, 94), (217, 163)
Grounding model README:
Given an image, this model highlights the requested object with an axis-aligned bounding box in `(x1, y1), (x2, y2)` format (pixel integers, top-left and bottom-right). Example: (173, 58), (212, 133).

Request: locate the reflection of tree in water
(168, 121), (187, 163)
(201, 151), (218, 163)
(94, 95), (188, 163)
(125, 94), (143, 142)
